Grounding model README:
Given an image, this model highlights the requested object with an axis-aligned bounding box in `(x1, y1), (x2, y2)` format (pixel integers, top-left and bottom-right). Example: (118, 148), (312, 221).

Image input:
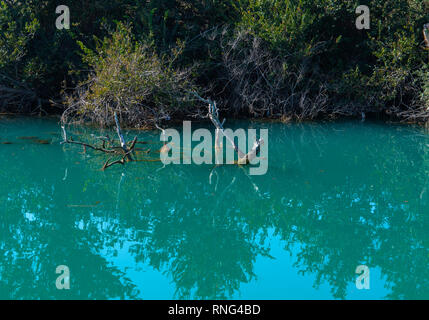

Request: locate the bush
(62, 23), (198, 128)
(215, 0), (429, 121)
(0, 1), (40, 111)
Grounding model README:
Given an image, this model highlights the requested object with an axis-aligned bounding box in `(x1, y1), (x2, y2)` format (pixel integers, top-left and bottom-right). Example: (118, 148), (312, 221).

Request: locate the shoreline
(1, 111), (428, 130)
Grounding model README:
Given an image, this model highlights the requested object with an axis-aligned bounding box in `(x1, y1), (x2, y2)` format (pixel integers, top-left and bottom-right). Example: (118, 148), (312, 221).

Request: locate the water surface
(0, 116), (428, 299)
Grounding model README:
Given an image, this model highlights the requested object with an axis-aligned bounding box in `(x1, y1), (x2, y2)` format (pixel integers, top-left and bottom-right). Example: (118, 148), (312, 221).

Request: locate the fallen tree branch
(61, 117), (138, 170)
(101, 136), (137, 170)
(61, 125), (117, 153)
(190, 91), (264, 164)
(190, 91), (243, 157)
(100, 136), (137, 170)
(114, 112), (132, 160)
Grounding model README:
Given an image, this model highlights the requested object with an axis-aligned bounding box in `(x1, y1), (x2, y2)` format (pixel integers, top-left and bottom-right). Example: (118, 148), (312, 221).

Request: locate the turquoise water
(0, 116), (428, 300)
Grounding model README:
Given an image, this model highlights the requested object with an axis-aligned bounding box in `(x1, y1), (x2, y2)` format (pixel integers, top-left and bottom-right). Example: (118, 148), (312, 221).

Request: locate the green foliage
(342, 0), (429, 118)
(417, 64), (429, 110)
(0, 0), (428, 123)
(236, 0), (316, 50)
(0, 2), (38, 68)
(64, 23), (198, 127)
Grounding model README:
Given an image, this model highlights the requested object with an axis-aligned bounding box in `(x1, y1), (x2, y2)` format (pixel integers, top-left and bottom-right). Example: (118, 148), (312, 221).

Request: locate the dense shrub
(0, 1), (141, 112)
(0, 1), (41, 111)
(0, 0), (428, 124)
(62, 24), (198, 127)
(216, 0), (429, 121)
(342, 0), (429, 121)
(0, 0), (234, 113)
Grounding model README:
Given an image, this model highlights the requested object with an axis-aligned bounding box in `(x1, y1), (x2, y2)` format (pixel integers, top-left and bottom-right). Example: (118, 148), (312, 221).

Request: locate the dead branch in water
(61, 112), (138, 170)
(114, 112), (132, 160)
(190, 91), (264, 164)
(102, 136), (137, 170)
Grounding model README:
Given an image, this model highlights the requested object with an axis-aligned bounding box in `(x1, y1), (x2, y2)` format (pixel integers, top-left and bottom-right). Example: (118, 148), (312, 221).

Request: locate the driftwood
(61, 112), (138, 170)
(102, 136), (137, 170)
(190, 91), (264, 164)
(114, 112), (132, 160)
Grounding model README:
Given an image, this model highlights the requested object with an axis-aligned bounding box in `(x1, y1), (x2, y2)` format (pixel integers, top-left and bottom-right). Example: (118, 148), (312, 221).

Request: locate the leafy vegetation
(62, 23), (198, 127)
(0, 0), (428, 125)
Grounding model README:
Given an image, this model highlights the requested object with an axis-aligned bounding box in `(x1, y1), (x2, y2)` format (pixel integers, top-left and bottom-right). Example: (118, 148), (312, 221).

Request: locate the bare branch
(191, 91), (264, 164)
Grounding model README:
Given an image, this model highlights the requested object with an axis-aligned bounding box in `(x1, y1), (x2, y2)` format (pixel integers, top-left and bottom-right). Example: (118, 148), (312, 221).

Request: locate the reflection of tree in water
(121, 165), (272, 299)
(266, 122), (429, 299)
(0, 191), (139, 299)
(0, 134), (138, 299)
(0, 120), (428, 299)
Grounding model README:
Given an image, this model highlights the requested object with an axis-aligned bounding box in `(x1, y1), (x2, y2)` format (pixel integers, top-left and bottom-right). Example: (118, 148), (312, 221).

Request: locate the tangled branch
(191, 91), (264, 164)
(61, 112), (138, 170)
